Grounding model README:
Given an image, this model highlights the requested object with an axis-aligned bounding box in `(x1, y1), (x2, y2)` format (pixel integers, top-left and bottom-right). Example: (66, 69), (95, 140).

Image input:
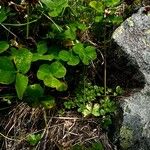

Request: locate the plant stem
(26, 4), (30, 38)
(104, 25), (107, 96)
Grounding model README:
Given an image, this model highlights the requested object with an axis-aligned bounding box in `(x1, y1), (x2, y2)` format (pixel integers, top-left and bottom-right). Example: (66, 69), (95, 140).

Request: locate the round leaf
(58, 50), (70, 61)
(73, 43), (84, 55)
(37, 62), (66, 80)
(0, 41), (9, 53)
(25, 84), (44, 98)
(67, 54), (80, 66)
(37, 41), (48, 54)
(37, 64), (51, 80)
(0, 57), (16, 84)
(15, 73), (28, 100)
(82, 46), (97, 65)
(13, 48), (33, 74)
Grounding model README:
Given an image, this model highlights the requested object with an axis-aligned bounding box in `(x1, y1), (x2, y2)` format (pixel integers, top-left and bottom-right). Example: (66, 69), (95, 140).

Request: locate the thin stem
(43, 13), (63, 32)
(104, 25), (107, 96)
(3, 19), (39, 27)
(26, 4), (30, 38)
(0, 23), (17, 38)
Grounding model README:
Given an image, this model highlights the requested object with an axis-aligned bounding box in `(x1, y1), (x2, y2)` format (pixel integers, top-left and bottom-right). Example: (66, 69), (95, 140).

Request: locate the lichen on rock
(113, 7), (150, 150)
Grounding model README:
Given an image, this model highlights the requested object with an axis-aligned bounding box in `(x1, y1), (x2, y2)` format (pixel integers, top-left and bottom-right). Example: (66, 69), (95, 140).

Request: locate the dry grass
(0, 102), (114, 150)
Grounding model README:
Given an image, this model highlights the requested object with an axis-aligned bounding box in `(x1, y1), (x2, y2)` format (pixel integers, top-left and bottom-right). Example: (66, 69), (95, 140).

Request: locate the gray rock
(112, 8), (150, 150)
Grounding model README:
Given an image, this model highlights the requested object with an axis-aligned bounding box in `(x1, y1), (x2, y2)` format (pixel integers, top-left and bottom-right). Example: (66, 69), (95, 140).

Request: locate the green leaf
(0, 57), (16, 84)
(56, 82), (68, 91)
(44, 74), (62, 88)
(64, 26), (76, 40)
(41, 96), (55, 109)
(115, 86), (123, 95)
(99, 109), (106, 116)
(0, 41), (9, 53)
(109, 15), (123, 25)
(58, 50), (70, 62)
(25, 84), (44, 98)
(13, 48), (33, 74)
(15, 73), (28, 100)
(73, 43), (97, 65)
(27, 134), (42, 146)
(91, 142), (104, 150)
(59, 50), (80, 66)
(73, 43), (84, 55)
(32, 53), (54, 62)
(81, 103), (93, 117)
(92, 103), (100, 116)
(41, 0), (68, 17)
(94, 16), (103, 23)
(89, 1), (104, 13)
(83, 46), (97, 65)
(37, 41), (48, 54)
(37, 62), (67, 90)
(49, 61), (66, 78)
(104, 0), (120, 7)
(0, 7), (9, 23)
(67, 54), (80, 66)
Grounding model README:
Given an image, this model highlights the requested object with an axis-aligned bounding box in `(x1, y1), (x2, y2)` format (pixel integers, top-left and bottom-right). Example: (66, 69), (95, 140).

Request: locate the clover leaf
(73, 43), (97, 65)
(41, 0), (68, 17)
(89, 1), (104, 13)
(58, 50), (80, 66)
(37, 61), (67, 90)
(104, 0), (120, 7)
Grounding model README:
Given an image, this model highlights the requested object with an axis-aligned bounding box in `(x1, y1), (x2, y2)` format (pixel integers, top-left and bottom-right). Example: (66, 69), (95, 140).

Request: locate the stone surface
(112, 7), (150, 150)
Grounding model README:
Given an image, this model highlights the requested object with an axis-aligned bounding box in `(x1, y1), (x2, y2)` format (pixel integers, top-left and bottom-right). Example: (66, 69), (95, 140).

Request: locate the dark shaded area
(92, 42), (146, 90)
(106, 43), (146, 89)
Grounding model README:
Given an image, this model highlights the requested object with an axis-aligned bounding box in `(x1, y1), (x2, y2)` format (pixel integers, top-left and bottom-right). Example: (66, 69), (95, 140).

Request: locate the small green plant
(64, 81), (123, 127)
(0, 0), (124, 110)
(26, 133), (42, 146)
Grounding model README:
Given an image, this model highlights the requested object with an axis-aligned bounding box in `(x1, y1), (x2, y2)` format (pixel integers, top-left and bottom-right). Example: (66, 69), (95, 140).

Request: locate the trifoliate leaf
(49, 61), (66, 78)
(58, 50), (70, 61)
(41, 0), (68, 17)
(89, 1), (104, 13)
